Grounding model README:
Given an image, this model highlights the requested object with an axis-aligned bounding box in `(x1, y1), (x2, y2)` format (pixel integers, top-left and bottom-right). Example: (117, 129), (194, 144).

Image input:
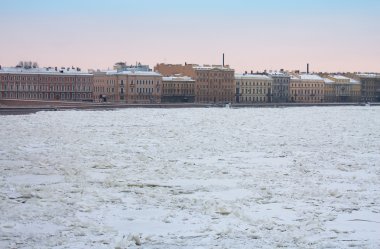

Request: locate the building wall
(195, 68), (235, 103)
(289, 75), (324, 103)
(93, 72), (118, 102)
(324, 76), (361, 102)
(94, 72), (162, 103)
(269, 75), (290, 103)
(359, 76), (380, 102)
(162, 77), (195, 103)
(235, 75), (272, 103)
(155, 63), (235, 103)
(0, 70), (93, 101)
(125, 74), (162, 104)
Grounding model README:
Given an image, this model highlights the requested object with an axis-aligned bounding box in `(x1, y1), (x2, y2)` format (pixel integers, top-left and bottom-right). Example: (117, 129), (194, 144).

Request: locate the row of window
(196, 72), (234, 78)
(291, 89), (323, 95)
(236, 82), (271, 86)
(1, 92), (92, 100)
(241, 88), (267, 95)
(1, 84), (91, 92)
(131, 80), (160, 85)
(290, 83), (323, 87)
(162, 83), (194, 88)
(240, 96), (267, 102)
(198, 79), (233, 83)
(136, 88), (158, 94)
(0, 76), (91, 82)
(163, 89), (194, 95)
(293, 96), (323, 102)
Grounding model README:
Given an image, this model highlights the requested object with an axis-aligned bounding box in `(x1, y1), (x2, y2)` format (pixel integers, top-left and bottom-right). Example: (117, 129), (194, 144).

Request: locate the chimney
(307, 63), (309, 74)
(251, 70), (253, 74)
(222, 53), (225, 67)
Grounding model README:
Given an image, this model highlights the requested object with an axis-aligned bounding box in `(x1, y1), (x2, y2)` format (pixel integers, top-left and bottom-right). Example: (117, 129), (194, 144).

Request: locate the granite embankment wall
(1, 99), (379, 115)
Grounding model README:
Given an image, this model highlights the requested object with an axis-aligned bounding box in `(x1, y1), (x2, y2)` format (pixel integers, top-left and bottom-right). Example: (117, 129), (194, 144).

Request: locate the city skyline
(1, 0), (380, 73)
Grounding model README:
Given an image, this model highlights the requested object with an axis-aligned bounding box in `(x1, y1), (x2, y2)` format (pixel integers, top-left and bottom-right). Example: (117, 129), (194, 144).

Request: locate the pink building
(0, 66), (93, 101)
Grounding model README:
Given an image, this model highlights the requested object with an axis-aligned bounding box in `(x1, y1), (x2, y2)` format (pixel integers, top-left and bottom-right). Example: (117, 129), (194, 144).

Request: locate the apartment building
(289, 74), (324, 103)
(268, 72), (290, 103)
(357, 74), (380, 102)
(93, 70), (162, 104)
(324, 75), (361, 102)
(0, 66), (93, 101)
(235, 74), (272, 103)
(162, 75), (195, 103)
(155, 63), (235, 103)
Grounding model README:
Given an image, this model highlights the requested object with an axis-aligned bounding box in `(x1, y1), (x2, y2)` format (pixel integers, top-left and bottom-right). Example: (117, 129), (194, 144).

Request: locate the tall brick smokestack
(307, 63), (309, 74)
(223, 53), (225, 67)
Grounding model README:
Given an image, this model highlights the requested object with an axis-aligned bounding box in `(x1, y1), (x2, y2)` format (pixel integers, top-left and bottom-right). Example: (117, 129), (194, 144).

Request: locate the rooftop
(0, 67), (92, 76)
(105, 70), (162, 76)
(267, 72), (289, 77)
(329, 75), (350, 80)
(328, 75), (359, 84)
(357, 73), (380, 78)
(323, 78), (335, 84)
(235, 74), (272, 80)
(299, 74), (324, 81)
(193, 65), (233, 71)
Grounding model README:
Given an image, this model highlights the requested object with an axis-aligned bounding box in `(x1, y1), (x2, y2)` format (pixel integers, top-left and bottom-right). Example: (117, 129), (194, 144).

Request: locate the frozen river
(1, 106), (380, 248)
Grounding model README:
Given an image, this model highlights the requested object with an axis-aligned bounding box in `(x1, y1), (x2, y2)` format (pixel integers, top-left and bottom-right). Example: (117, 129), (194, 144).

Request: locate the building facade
(93, 71), (118, 102)
(235, 74), (272, 103)
(155, 63), (235, 103)
(194, 66), (235, 103)
(162, 76), (195, 103)
(0, 67), (93, 101)
(268, 72), (290, 103)
(323, 75), (361, 102)
(289, 74), (324, 103)
(93, 70), (162, 103)
(357, 74), (380, 102)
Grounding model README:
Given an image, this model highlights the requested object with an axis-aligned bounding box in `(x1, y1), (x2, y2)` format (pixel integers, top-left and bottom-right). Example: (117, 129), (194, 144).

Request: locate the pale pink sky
(1, 0), (379, 73)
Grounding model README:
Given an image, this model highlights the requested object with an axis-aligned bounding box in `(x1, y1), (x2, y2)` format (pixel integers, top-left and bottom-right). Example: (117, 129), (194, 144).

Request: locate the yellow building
(289, 74), (324, 103)
(235, 74), (272, 103)
(324, 75), (361, 102)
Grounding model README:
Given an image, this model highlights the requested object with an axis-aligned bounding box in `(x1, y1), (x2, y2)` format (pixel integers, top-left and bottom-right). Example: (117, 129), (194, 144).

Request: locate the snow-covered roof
(105, 70), (162, 77)
(323, 78), (334, 84)
(193, 65), (233, 71)
(235, 74), (272, 80)
(328, 75), (360, 84)
(0, 67), (92, 76)
(357, 73), (380, 78)
(299, 74), (324, 81)
(162, 76), (195, 82)
(267, 72), (289, 77)
(329, 75), (349, 80)
(290, 75), (300, 80)
(349, 78), (359, 84)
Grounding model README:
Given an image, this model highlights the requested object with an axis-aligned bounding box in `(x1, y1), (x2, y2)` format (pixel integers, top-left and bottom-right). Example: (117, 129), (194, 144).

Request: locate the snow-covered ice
(0, 106), (379, 248)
